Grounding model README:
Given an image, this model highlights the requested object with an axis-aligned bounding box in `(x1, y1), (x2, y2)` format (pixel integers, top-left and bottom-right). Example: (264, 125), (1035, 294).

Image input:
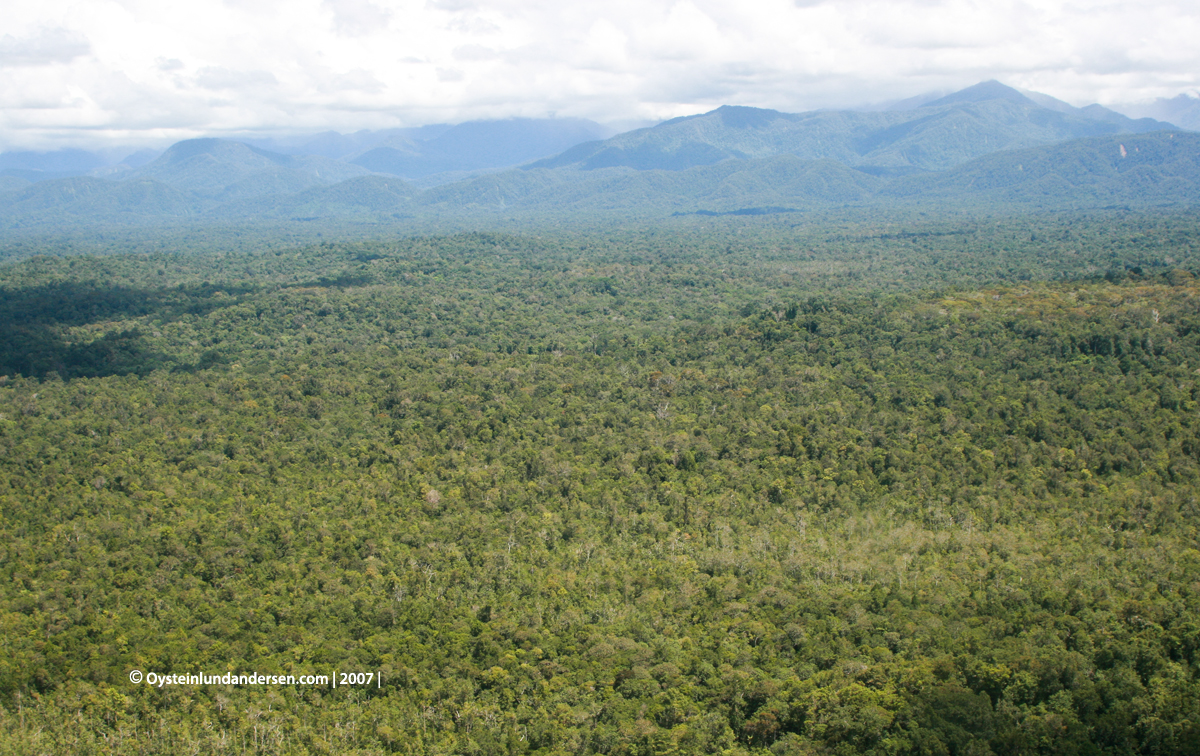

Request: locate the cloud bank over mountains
(2, 0), (1198, 150)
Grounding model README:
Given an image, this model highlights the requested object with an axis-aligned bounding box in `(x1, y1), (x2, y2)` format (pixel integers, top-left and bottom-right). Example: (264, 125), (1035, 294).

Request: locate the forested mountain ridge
(0, 118), (615, 186)
(880, 130), (1200, 207)
(0, 81), (1189, 232)
(128, 139), (374, 201)
(3, 213), (1200, 753)
(418, 131), (1200, 216)
(2, 130), (1197, 230)
(528, 81), (1172, 174)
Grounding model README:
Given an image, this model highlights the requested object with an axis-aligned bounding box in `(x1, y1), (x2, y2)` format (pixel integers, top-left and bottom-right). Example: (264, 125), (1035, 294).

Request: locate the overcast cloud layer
(2, 0), (1199, 150)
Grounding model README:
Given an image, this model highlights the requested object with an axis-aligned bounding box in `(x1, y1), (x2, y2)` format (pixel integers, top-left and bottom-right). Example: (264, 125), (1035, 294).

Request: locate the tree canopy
(3, 211), (1200, 754)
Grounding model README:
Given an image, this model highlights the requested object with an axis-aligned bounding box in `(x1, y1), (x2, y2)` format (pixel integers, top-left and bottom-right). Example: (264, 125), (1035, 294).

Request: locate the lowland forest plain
(4, 84), (1200, 756)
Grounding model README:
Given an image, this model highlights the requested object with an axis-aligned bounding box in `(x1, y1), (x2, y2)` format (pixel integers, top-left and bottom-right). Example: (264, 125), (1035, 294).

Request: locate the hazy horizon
(1, 81), (1196, 168)
(3, 0), (1199, 154)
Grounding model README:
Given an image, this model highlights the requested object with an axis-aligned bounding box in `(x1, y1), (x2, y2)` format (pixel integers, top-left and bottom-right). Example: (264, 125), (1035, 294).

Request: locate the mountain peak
(711, 105), (788, 129)
(923, 80), (1037, 108)
(160, 138), (289, 165)
(162, 138), (234, 160)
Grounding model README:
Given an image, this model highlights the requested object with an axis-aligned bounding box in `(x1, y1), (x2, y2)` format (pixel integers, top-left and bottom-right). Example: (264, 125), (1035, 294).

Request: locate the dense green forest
(3, 211), (1200, 754)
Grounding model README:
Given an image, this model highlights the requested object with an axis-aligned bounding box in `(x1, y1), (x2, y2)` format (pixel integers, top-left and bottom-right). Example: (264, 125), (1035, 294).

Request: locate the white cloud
(317, 68), (386, 93)
(323, 0), (392, 36)
(453, 44), (500, 61)
(195, 67), (280, 91)
(0, 28), (91, 66)
(1, 0), (1198, 150)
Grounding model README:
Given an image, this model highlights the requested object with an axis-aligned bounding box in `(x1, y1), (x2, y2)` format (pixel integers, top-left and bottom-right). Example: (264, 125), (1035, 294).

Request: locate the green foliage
(2, 213), (1200, 753)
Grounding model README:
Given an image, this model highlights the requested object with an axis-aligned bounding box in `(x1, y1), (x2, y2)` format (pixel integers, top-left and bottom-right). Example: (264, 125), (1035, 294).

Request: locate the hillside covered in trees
(3, 211), (1200, 754)
(0, 81), (1191, 232)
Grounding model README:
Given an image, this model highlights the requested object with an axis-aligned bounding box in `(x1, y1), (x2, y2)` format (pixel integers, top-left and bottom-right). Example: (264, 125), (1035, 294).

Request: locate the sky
(2, 0), (1199, 152)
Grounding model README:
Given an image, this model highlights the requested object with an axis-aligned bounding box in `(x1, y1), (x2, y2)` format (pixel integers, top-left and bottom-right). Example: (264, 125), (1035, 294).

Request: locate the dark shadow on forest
(0, 280), (254, 380)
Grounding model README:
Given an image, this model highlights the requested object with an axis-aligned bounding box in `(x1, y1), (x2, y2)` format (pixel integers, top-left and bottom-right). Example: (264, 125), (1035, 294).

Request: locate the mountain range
(1118, 93), (1200, 132)
(0, 118), (615, 187)
(528, 81), (1171, 174)
(0, 81), (1193, 230)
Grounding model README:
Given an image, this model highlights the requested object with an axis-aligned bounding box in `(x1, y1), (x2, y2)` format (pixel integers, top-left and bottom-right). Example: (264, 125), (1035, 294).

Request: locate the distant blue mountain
(1116, 94), (1200, 132)
(348, 118), (614, 178)
(0, 149), (109, 182)
(125, 139), (371, 201)
(0, 81), (1193, 229)
(0, 176), (192, 227)
(528, 81), (1176, 174)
